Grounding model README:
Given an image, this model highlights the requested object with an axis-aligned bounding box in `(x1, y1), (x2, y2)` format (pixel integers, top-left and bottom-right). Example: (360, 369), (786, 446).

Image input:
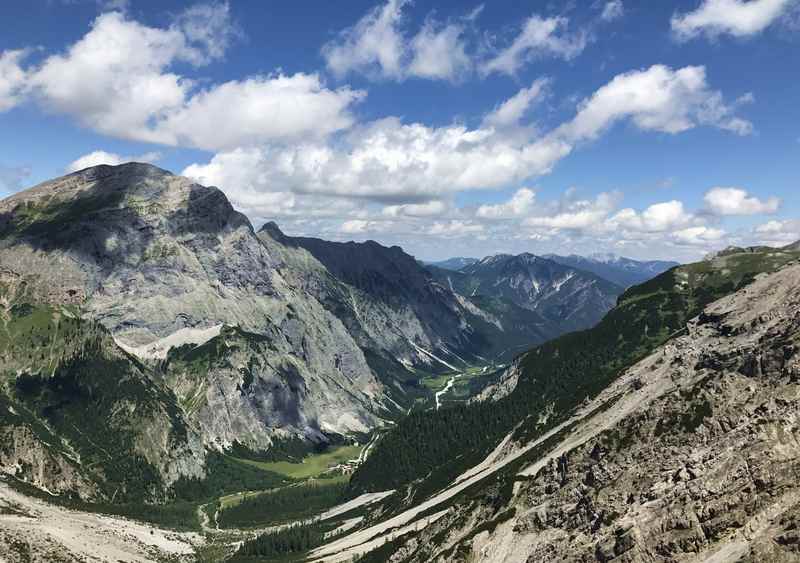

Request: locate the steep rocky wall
(375, 263), (800, 562)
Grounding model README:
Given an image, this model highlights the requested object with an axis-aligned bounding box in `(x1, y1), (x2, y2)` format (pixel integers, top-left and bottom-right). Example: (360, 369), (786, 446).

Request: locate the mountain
(328, 244), (800, 562)
(544, 252), (679, 287)
(261, 224), (554, 365)
(0, 163), (561, 503)
(430, 253), (625, 334)
(0, 163), (391, 456)
(352, 244), (800, 494)
(425, 257), (479, 271)
(338, 255), (800, 563)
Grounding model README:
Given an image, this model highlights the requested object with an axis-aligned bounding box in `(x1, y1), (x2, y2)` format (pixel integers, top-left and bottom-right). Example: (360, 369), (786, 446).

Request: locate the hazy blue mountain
(543, 252), (679, 287)
(429, 253), (625, 334)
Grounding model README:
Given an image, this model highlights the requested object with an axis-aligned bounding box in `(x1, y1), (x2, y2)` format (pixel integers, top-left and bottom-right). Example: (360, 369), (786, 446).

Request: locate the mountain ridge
(543, 252), (679, 287)
(429, 252), (625, 335)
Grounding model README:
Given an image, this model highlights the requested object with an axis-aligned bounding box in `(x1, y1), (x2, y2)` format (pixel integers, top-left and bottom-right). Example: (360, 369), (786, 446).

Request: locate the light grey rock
(373, 262), (800, 562)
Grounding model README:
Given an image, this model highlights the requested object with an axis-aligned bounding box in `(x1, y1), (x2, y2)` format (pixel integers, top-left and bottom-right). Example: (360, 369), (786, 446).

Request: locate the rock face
(263, 225), (552, 368)
(431, 253), (624, 334)
(543, 253), (679, 288)
(373, 261), (800, 562)
(0, 163), (599, 500)
(0, 164), (386, 456)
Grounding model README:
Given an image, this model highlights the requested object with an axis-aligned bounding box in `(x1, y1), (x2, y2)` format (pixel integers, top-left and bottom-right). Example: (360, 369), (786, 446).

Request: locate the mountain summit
(430, 252), (624, 334)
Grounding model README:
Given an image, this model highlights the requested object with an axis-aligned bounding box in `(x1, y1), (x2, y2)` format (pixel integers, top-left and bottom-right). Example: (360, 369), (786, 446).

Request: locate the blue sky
(0, 0), (798, 261)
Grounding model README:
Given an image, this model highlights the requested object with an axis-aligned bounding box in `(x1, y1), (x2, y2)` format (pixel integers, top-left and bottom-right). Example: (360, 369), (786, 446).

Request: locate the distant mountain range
(428, 253), (625, 334)
(428, 252), (678, 293)
(543, 253), (679, 287)
(425, 257), (479, 271)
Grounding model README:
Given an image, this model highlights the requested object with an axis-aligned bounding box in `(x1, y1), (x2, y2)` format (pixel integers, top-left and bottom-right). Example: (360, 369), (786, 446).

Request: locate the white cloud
(523, 191), (619, 230)
(477, 188), (537, 219)
(754, 219), (800, 245)
(672, 0), (795, 40)
(183, 119), (572, 203)
(172, 2), (241, 64)
(322, 0), (474, 82)
(383, 200), (448, 217)
(671, 225), (725, 245)
(483, 78), (549, 128)
(427, 220), (484, 237)
(481, 15), (587, 76)
(340, 219), (376, 234)
(601, 1), (625, 21)
(322, 0), (408, 80)
(556, 65), (753, 141)
(14, 9), (359, 151)
(151, 74), (364, 151)
(65, 150), (161, 172)
(610, 200), (695, 232)
(184, 65), (748, 211)
(704, 186), (781, 215)
(30, 12), (204, 140)
(515, 192), (730, 254)
(0, 50), (30, 112)
(408, 20), (471, 81)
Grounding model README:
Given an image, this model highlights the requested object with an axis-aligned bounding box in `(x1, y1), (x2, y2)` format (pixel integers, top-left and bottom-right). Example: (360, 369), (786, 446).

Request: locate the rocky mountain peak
(259, 220), (286, 241)
(0, 163), (250, 247)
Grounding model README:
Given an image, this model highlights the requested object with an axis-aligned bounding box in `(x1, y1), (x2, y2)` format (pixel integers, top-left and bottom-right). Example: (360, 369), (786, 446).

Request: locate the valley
(0, 163), (798, 563)
(1, 2), (797, 561)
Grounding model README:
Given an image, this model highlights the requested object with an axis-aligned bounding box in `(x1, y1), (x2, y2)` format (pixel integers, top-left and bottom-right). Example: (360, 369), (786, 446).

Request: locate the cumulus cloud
(408, 20), (472, 81)
(610, 200), (696, 232)
(670, 226), (726, 246)
(481, 16), (587, 76)
(483, 78), (549, 129)
(427, 220), (485, 237)
(523, 191), (620, 230)
(704, 187), (781, 215)
(322, 0), (474, 82)
(600, 1), (625, 21)
(9, 8), (360, 150)
(340, 219), (379, 234)
(557, 65), (753, 141)
(150, 74), (364, 151)
(477, 188), (537, 219)
(671, 0), (795, 40)
(0, 50), (30, 112)
(184, 65), (749, 217)
(753, 219), (800, 245)
(383, 200), (448, 217)
(65, 150), (161, 172)
(29, 11), (209, 139)
(183, 119), (572, 204)
(322, 0), (408, 80)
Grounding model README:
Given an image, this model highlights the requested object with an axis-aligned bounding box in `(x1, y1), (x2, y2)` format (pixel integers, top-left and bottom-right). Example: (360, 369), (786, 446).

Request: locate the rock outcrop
(364, 261), (800, 562)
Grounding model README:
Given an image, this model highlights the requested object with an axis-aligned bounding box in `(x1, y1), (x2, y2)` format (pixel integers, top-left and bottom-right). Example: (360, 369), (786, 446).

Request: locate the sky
(0, 0), (798, 262)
